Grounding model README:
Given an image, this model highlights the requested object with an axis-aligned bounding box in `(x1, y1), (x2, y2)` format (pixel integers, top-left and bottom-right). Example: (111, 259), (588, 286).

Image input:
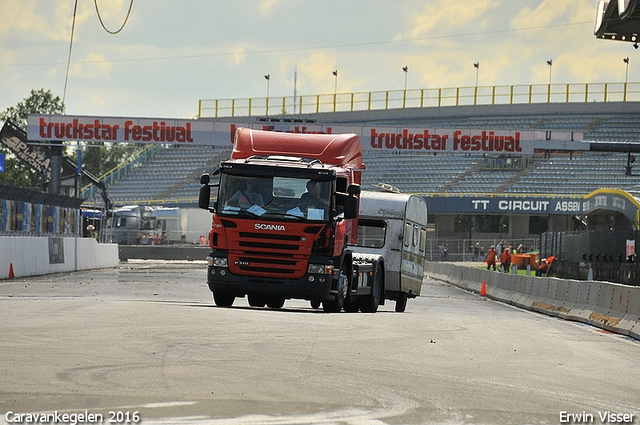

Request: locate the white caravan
(351, 190), (429, 312)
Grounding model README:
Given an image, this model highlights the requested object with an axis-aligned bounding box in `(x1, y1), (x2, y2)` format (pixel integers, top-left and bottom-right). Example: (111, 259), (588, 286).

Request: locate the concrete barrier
(425, 261), (640, 341)
(118, 245), (210, 261)
(1, 236), (119, 279)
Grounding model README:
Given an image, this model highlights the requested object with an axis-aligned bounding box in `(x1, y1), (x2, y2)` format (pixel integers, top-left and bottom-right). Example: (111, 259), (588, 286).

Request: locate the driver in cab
(301, 180), (329, 210)
(226, 179), (264, 208)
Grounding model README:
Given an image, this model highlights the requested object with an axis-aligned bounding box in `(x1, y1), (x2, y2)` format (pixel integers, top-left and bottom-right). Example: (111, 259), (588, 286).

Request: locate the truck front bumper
(207, 265), (336, 301)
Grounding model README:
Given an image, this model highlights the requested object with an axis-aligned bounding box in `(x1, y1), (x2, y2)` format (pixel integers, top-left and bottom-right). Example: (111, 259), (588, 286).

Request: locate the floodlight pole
(402, 66), (408, 107)
(474, 62), (479, 87)
(403, 66), (408, 91)
(624, 57), (630, 102)
(265, 74), (270, 116)
(332, 70), (338, 111)
(547, 59), (553, 102)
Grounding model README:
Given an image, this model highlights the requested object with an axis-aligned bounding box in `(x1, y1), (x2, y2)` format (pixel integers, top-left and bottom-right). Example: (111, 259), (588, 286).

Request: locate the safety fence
(426, 237), (540, 262)
(424, 261), (640, 341)
(540, 230), (640, 285)
(1, 199), (81, 237)
(198, 82), (640, 118)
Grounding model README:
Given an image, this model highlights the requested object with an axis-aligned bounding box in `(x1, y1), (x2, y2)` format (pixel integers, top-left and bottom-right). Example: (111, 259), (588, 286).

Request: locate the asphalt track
(1, 261), (639, 425)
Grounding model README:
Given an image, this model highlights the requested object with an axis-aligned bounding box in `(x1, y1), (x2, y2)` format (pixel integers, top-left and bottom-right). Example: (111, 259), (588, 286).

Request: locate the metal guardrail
(198, 82), (640, 118)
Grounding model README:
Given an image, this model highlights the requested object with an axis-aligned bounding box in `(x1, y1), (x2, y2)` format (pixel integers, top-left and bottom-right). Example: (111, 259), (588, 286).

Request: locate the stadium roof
(595, 0), (640, 45)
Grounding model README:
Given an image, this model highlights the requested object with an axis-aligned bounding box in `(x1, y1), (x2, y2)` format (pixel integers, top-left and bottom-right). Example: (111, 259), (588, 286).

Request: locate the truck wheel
(266, 297), (285, 309)
(343, 298), (360, 313)
(323, 262), (348, 313)
(213, 292), (235, 307)
(361, 264), (382, 313)
(248, 294), (266, 307)
(310, 300), (321, 309)
(395, 291), (408, 313)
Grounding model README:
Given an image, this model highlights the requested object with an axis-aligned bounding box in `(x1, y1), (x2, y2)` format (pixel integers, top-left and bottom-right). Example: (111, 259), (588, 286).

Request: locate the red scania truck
(198, 127), (425, 312)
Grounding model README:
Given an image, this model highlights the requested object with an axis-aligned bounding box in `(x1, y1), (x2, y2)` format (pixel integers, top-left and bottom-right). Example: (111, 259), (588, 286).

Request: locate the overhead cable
(94, 0), (134, 34)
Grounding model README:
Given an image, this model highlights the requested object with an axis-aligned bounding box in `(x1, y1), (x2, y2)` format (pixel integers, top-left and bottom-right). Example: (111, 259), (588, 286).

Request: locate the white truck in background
(102, 205), (181, 245)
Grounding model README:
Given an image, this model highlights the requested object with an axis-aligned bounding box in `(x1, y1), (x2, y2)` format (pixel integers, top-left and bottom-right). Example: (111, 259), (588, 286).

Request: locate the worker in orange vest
(501, 247), (512, 273)
(485, 246), (497, 271)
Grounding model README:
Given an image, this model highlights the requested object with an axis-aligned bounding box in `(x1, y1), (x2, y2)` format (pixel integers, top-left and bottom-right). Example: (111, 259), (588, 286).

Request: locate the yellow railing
(198, 82), (640, 118)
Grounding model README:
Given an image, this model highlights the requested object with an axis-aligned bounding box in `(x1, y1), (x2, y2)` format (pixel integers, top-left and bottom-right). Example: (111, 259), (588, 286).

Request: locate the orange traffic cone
(8, 263), (15, 279)
(480, 280), (486, 296)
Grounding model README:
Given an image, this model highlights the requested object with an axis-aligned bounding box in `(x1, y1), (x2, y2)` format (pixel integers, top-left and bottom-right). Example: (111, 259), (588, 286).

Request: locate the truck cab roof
(231, 128), (365, 171)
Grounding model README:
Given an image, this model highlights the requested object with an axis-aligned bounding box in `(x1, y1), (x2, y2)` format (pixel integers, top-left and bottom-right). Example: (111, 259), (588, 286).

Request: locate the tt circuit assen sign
(27, 115), (584, 155)
(424, 189), (640, 223)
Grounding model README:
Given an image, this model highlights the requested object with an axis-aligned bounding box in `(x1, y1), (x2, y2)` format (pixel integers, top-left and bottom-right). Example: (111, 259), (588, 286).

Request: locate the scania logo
(255, 223), (286, 231)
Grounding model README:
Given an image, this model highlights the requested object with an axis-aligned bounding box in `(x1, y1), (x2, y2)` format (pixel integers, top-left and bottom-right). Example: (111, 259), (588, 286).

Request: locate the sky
(0, 0), (637, 120)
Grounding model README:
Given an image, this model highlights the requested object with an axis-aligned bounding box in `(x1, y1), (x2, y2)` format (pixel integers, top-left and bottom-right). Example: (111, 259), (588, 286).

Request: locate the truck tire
(248, 294), (266, 307)
(361, 264), (382, 313)
(323, 262), (348, 313)
(213, 292), (235, 307)
(310, 300), (321, 309)
(395, 291), (408, 313)
(266, 297), (285, 309)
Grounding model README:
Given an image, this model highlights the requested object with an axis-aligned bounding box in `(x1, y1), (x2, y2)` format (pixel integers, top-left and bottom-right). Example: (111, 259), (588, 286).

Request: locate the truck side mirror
(344, 196), (358, 219)
(199, 184), (211, 210)
(200, 173), (210, 185)
(347, 184), (361, 196)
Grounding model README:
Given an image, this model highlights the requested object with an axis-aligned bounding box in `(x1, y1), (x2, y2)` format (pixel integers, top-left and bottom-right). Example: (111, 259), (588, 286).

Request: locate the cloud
(68, 53), (112, 79)
(259, 0), (298, 14)
(510, 0), (594, 38)
(512, 0), (592, 25)
(298, 52), (340, 94)
(230, 46), (248, 67)
(404, 0), (499, 39)
(0, 0), (47, 39)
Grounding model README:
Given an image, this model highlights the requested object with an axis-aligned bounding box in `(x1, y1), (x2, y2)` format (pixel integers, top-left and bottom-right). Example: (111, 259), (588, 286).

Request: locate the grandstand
(83, 100), (640, 207)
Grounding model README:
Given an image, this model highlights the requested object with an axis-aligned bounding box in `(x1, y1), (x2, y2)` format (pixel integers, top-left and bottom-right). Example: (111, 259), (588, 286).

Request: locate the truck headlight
(208, 256), (228, 268)
(307, 264), (333, 275)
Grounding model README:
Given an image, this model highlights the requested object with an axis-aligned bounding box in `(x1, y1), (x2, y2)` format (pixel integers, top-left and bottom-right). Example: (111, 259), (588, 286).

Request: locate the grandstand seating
(359, 151), (640, 196)
(82, 102), (640, 207)
(84, 145), (229, 206)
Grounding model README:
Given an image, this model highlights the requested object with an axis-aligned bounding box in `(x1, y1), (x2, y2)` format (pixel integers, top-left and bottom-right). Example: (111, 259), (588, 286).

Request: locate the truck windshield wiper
(261, 211), (305, 221)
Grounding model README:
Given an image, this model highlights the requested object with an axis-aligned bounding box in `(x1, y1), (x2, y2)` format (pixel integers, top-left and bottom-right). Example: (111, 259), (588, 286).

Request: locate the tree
(0, 89), (65, 187)
(1, 89), (64, 130)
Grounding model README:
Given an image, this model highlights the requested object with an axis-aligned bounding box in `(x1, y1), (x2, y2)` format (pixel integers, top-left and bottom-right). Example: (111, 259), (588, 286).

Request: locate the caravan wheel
(395, 292), (408, 313)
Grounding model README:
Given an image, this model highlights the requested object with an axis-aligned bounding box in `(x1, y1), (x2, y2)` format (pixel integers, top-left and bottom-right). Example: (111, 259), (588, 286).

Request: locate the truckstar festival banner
(27, 114), (585, 155)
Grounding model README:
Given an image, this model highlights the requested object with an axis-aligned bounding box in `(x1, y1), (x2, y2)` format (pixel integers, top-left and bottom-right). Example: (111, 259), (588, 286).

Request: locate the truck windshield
(217, 174), (332, 221)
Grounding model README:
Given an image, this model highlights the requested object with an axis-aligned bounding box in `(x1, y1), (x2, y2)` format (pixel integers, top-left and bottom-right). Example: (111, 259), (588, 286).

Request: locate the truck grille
(228, 230), (309, 278)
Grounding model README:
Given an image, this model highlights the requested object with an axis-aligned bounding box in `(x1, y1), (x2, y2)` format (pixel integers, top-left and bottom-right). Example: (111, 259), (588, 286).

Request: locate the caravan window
(419, 228), (427, 252)
(404, 223), (411, 247)
(413, 224), (419, 246)
(355, 219), (386, 248)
